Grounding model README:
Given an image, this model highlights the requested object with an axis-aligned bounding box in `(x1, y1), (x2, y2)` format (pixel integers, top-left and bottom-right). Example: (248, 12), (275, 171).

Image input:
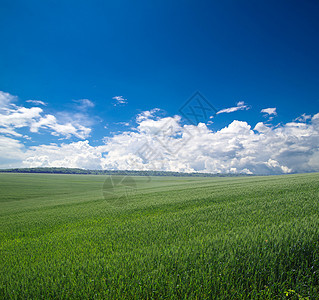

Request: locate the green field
(0, 173), (319, 299)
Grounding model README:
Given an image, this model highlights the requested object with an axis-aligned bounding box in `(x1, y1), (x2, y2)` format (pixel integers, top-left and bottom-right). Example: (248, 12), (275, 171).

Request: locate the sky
(1, 0), (319, 174)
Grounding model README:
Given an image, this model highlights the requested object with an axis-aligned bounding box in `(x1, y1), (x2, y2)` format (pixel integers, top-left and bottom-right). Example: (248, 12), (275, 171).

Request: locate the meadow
(0, 172), (318, 299)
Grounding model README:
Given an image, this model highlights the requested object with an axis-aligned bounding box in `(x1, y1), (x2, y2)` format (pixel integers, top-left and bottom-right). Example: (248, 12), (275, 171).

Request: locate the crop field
(0, 172), (319, 299)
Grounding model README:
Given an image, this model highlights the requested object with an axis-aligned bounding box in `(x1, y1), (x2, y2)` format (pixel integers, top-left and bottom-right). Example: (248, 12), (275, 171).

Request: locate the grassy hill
(0, 173), (318, 299)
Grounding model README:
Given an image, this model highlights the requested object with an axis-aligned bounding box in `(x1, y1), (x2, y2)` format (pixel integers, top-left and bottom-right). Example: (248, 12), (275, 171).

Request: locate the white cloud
(23, 141), (106, 169)
(0, 127), (23, 137)
(137, 115), (181, 135)
(0, 106), (43, 128)
(1, 92), (319, 175)
(26, 100), (47, 106)
(112, 96), (127, 106)
(116, 122), (130, 126)
(16, 110), (319, 175)
(136, 108), (161, 123)
(74, 99), (95, 110)
(254, 122), (271, 133)
(0, 91), (92, 139)
(261, 107), (277, 116)
(217, 101), (250, 114)
(0, 135), (25, 168)
(294, 113), (311, 122)
(30, 114), (91, 139)
(0, 91), (17, 107)
(313, 113), (319, 124)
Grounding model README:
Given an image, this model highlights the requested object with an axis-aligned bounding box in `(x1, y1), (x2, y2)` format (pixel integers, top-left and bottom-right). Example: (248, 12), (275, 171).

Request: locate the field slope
(0, 173), (319, 299)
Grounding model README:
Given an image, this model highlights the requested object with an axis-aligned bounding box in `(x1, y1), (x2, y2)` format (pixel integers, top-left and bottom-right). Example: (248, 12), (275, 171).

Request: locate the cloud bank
(1, 91), (319, 174)
(3, 111), (319, 175)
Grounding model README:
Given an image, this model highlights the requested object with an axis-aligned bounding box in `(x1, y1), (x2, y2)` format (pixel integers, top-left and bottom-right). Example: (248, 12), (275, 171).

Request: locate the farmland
(0, 172), (319, 299)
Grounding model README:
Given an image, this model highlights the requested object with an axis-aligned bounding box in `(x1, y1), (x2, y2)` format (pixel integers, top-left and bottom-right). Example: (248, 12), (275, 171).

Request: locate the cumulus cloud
(112, 96), (127, 106)
(1, 92), (319, 175)
(26, 100), (47, 106)
(261, 107), (277, 116)
(23, 141), (106, 169)
(136, 108), (161, 123)
(313, 113), (319, 123)
(0, 135), (25, 168)
(15, 110), (319, 175)
(0, 106), (43, 129)
(29, 114), (91, 139)
(217, 101), (250, 114)
(0, 91), (92, 139)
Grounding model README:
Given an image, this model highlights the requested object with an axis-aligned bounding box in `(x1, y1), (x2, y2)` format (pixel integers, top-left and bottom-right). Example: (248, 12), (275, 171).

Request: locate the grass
(0, 172), (319, 299)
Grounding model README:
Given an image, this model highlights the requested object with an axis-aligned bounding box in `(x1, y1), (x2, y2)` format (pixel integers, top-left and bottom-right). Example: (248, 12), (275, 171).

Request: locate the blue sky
(1, 0), (319, 174)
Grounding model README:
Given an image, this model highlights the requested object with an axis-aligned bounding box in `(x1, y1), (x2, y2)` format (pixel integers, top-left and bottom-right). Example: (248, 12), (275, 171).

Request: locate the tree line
(0, 167), (253, 177)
